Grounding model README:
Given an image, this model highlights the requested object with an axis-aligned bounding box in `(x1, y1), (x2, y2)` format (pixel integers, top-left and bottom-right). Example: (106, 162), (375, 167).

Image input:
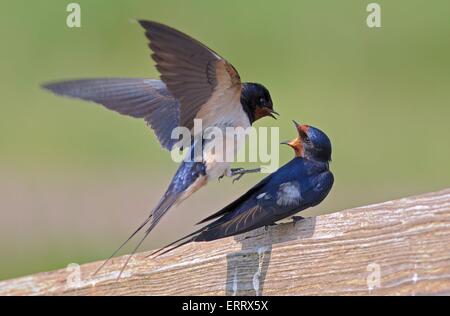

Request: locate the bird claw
(292, 216), (304, 226)
(230, 168), (245, 174)
(264, 223), (277, 231)
(232, 173), (244, 184)
(230, 168), (261, 184)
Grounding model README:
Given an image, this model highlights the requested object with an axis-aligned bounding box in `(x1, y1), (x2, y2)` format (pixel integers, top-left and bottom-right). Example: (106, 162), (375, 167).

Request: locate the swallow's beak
(280, 120), (301, 146)
(292, 120), (309, 139)
(281, 137), (302, 157)
(280, 138), (300, 148)
(268, 109), (279, 120)
(281, 120), (304, 157)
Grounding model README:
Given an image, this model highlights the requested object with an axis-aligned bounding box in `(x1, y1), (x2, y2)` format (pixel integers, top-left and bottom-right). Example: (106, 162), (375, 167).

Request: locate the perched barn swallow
(42, 21), (278, 274)
(151, 121), (334, 257)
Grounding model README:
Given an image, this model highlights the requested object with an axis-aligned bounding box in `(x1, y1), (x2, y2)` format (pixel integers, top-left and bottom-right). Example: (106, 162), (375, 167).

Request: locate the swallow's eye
(303, 135), (311, 143)
(259, 97), (265, 104)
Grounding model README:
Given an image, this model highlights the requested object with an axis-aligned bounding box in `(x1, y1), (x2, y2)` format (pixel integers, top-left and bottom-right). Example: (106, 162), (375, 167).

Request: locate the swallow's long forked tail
(114, 192), (181, 280)
(147, 227), (204, 258)
(93, 158), (207, 279)
(92, 214), (153, 277)
(91, 191), (181, 280)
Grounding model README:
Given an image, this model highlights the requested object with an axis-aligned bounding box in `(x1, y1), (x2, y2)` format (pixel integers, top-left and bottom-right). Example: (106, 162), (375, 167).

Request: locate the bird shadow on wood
(224, 216), (316, 296)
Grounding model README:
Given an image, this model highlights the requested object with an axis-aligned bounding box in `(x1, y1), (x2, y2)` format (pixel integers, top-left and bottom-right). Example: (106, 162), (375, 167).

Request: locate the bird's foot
(230, 168), (261, 184)
(292, 216), (305, 226)
(264, 223), (277, 232)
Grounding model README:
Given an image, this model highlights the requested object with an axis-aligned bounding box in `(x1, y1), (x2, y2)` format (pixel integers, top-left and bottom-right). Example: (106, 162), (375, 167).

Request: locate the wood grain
(1, 189), (449, 296)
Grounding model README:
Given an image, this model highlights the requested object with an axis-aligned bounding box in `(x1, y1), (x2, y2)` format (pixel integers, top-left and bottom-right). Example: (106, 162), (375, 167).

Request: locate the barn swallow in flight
(150, 121), (334, 258)
(42, 21), (278, 275)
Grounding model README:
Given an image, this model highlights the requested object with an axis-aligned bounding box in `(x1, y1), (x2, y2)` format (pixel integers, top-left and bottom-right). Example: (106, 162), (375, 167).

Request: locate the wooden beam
(1, 189), (449, 296)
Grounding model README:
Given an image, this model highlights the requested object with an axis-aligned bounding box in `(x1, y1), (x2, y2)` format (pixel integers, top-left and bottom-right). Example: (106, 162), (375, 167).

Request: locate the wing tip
(196, 208), (226, 225)
(41, 81), (64, 95)
(137, 20), (187, 39)
(196, 216), (214, 225)
(137, 19), (166, 32)
(137, 19), (150, 28)
(41, 80), (82, 97)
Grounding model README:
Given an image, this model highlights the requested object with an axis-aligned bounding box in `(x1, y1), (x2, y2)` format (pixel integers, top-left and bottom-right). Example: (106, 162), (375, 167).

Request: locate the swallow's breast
(200, 100), (251, 180)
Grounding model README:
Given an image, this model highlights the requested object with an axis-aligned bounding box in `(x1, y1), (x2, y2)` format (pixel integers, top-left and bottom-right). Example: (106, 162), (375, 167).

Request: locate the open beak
(292, 120), (309, 138)
(280, 120), (301, 146)
(268, 109), (279, 120)
(281, 119), (306, 157)
(280, 138), (299, 147)
(281, 136), (302, 157)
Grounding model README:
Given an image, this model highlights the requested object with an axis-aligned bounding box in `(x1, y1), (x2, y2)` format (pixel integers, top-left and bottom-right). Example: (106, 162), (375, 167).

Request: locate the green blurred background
(0, 0), (449, 281)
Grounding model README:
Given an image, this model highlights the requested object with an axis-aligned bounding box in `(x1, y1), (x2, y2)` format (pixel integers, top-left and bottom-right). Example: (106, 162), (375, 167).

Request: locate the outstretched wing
(42, 78), (180, 150)
(44, 22), (242, 150)
(139, 20), (242, 131)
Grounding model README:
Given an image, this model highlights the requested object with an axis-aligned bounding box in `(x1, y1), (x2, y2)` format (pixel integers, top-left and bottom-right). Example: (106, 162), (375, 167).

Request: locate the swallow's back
(194, 158), (333, 242)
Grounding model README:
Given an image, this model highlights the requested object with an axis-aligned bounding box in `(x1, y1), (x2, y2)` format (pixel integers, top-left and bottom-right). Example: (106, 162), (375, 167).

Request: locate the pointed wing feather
(42, 78), (180, 150)
(138, 20), (242, 131)
(196, 171), (334, 242)
(197, 174), (273, 224)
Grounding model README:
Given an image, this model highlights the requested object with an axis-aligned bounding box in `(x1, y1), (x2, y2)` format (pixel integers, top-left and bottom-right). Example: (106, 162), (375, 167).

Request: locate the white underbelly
(205, 161), (231, 180)
(193, 94), (251, 181)
(203, 126), (248, 179)
(202, 115), (251, 180)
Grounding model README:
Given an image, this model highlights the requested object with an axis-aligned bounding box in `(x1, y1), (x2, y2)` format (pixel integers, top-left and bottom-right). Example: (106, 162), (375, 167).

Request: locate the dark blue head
(283, 121), (332, 162)
(241, 83), (278, 123)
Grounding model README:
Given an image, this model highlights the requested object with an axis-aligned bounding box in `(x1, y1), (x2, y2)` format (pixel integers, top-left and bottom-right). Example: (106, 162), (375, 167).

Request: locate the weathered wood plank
(1, 189), (449, 296)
